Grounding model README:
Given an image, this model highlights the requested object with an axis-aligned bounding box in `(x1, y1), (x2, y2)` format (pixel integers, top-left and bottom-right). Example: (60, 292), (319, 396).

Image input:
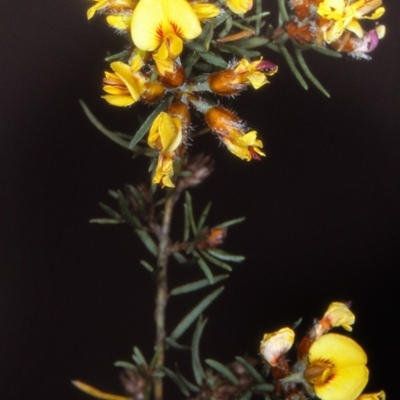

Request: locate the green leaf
(129, 98), (170, 149)
(239, 390), (253, 400)
(205, 359), (239, 385)
(194, 252), (214, 283)
(292, 317), (302, 330)
(278, 44), (308, 90)
(199, 250), (232, 272)
(294, 48), (330, 97)
(140, 260), (154, 273)
(173, 252), (188, 264)
(185, 41), (207, 53)
(199, 52), (228, 69)
(235, 357), (265, 383)
(79, 100), (131, 150)
(192, 317), (208, 385)
(170, 275), (229, 296)
(184, 191), (197, 236)
(175, 367), (200, 393)
(161, 367), (190, 397)
(117, 191), (158, 256)
(99, 202), (122, 219)
(237, 37), (270, 49)
(215, 217), (245, 229)
(207, 248), (245, 263)
(277, 0), (289, 22)
(132, 346), (148, 367)
(252, 383), (274, 392)
(114, 361), (138, 371)
(197, 201), (212, 232)
(89, 218), (125, 224)
(169, 286), (224, 340)
(165, 337), (191, 351)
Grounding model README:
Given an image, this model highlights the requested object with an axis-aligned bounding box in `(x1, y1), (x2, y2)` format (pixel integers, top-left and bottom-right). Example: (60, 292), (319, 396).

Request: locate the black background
(1, 1), (399, 398)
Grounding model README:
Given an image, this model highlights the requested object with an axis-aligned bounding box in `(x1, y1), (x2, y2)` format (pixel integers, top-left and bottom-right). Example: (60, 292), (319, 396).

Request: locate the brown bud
(160, 63), (186, 88)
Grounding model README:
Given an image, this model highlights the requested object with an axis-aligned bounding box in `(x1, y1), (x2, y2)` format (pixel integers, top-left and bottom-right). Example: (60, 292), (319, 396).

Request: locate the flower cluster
(285, 0), (385, 59)
(260, 301), (385, 400)
(87, 0), (277, 187)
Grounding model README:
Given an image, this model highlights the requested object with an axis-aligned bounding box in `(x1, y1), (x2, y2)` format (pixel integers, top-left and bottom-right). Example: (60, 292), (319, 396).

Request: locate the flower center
(304, 360), (334, 386)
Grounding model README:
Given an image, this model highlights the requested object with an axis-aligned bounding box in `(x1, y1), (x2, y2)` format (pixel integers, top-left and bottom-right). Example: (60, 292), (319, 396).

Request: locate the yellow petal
(72, 380), (131, 400)
(346, 19), (364, 38)
(131, 0), (201, 51)
(153, 154), (175, 187)
(260, 327), (295, 366)
(102, 94), (136, 106)
(106, 14), (132, 30)
(110, 61), (144, 102)
(226, 0), (253, 15)
(87, 0), (109, 19)
(308, 334), (369, 400)
(191, 3), (220, 20)
(358, 390), (386, 400)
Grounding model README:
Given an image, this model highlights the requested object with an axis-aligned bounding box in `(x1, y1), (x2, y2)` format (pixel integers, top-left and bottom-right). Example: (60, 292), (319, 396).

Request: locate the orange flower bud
(160, 63), (186, 88)
(142, 80), (165, 103)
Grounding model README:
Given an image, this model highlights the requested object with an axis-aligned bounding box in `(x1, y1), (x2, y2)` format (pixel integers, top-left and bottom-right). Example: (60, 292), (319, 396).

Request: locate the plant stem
(153, 190), (175, 400)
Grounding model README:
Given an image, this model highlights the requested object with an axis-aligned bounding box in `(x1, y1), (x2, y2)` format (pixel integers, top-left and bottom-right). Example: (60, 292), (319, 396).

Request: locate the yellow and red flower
(304, 333), (369, 400)
(205, 107), (265, 160)
(130, 0), (202, 75)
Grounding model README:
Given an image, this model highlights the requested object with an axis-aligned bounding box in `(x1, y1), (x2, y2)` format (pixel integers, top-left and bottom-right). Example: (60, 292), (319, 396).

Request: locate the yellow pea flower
(190, 3), (221, 20)
(317, 0), (385, 43)
(304, 333), (369, 400)
(87, 0), (136, 20)
(358, 390), (386, 400)
(130, 0), (202, 74)
(102, 61), (145, 106)
(226, 0), (253, 15)
(205, 107), (265, 161)
(148, 112), (184, 187)
(260, 327), (295, 367)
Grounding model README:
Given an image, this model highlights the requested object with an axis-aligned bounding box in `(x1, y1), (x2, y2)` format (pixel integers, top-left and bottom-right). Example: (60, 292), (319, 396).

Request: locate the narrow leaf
(277, 0), (289, 21)
(192, 317), (208, 385)
(252, 383), (274, 392)
(99, 202), (122, 219)
(278, 44), (308, 90)
(165, 337), (191, 351)
(197, 201), (212, 232)
(199, 52), (228, 69)
(294, 48), (330, 97)
(140, 260), (154, 273)
(169, 286), (224, 340)
(205, 359), (239, 385)
(194, 252), (214, 283)
(170, 275), (229, 296)
(207, 248), (245, 263)
(235, 357), (265, 383)
(132, 346), (148, 367)
(161, 367), (190, 397)
(114, 361), (138, 371)
(79, 101), (131, 150)
(129, 98), (170, 149)
(185, 191), (197, 235)
(175, 368), (200, 393)
(89, 218), (125, 224)
(200, 250), (232, 272)
(239, 390), (253, 400)
(173, 252), (188, 264)
(215, 217), (245, 229)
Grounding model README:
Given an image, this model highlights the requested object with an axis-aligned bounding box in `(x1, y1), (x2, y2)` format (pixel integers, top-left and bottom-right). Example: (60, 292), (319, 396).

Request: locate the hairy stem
(153, 190), (175, 400)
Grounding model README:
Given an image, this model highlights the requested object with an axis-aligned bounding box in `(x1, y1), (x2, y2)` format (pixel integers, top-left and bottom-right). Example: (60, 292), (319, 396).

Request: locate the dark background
(1, 0), (399, 398)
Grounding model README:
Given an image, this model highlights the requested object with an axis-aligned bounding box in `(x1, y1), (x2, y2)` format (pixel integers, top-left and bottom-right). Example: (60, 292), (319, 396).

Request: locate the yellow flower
(313, 301), (355, 338)
(304, 333), (369, 400)
(208, 58), (277, 95)
(102, 61), (145, 106)
(148, 112), (184, 187)
(72, 380), (130, 400)
(190, 2), (221, 20)
(205, 107), (265, 161)
(226, 0), (253, 14)
(317, 0), (385, 43)
(130, 0), (202, 74)
(358, 390), (386, 400)
(87, 0), (136, 20)
(260, 327), (295, 367)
